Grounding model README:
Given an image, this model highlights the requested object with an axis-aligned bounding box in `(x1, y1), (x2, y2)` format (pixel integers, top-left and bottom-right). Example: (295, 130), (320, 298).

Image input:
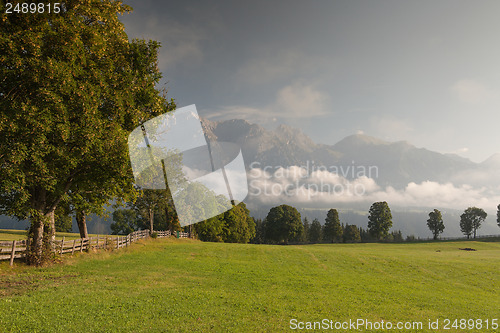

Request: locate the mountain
(201, 118), (477, 188)
(202, 118), (341, 168)
(331, 134), (476, 187)
(480, 153), (500, 169)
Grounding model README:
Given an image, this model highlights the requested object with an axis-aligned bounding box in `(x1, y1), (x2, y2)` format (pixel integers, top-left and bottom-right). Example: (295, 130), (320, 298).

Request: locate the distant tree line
(111, 195), (256, 244)
(251, 202), (405, 245)
(250, 201), (500, 245)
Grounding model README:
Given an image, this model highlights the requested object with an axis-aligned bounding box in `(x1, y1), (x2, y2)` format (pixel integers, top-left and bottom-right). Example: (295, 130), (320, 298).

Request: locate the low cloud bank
(248, 166), (500, 212)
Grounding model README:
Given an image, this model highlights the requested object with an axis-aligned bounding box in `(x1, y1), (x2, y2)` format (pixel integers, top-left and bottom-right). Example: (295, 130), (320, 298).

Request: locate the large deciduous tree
(427, 209), (445, 240)
(221, 202), (255, 243)
(460, 207), (487, 239)
(367, 201), (393, 241)
(0, 1), (170, 264)
(342, 224), (361, 243)
(193, 203), (255, 244)
(265, 204), (303, 244)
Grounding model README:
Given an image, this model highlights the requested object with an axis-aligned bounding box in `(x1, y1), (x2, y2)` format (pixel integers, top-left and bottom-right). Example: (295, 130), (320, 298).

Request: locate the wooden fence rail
(1, 229), (189, 266)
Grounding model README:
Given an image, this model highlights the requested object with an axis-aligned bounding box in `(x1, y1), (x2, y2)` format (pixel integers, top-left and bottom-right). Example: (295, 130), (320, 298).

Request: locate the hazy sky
(121, 0), (500, 163)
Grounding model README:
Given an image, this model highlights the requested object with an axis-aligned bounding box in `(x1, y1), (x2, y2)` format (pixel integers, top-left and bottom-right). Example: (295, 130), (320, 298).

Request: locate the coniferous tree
(252, 218), (266, 244)
(323, 209), (343, 243)
(309, 219), (322, 243)
(367, 201), (393, 241)
(497, 204), (500, 229)
(302, 217), (310, 243)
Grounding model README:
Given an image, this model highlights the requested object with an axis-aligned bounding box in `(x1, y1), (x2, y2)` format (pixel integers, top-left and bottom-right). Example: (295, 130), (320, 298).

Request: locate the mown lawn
(0, 238), (499, 332)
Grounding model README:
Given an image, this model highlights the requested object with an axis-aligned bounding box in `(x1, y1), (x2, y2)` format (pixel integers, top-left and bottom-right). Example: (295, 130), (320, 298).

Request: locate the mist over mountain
(202, 118), (483, 188)
(202, 118), (500, 236)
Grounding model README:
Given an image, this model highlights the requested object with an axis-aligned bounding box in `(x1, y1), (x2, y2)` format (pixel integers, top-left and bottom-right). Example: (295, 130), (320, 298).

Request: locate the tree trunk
(149, 208), (154, 234)
(165, 206), (176, 233)
(48, 209), (55, 245)
(27, 187), (55, 265)
(28, 213), (44, 265)
(76, 210), (88, 238)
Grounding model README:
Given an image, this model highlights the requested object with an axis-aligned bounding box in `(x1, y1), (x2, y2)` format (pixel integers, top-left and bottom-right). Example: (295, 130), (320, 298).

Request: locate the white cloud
(247, 166), (500, 212)
(235, 50), (335, 84)
(451, 79), (495, 104)
(207, 82), (330, 123)
(450, 147), (469, 155)
(369, 116), (414, 140)
(274, 83), (329, 118)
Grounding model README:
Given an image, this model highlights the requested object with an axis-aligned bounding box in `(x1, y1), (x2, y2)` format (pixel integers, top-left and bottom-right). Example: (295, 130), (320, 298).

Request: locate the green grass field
(0, 229), (118, 241)
(1, 238), (499, 332)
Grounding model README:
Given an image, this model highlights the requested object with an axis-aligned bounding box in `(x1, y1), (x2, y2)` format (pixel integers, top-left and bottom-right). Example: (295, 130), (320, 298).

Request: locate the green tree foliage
(390, 230), (404, 242)
(323, 208), (343, 243)
(0, 1), (170, 264)
(193, 203), (255, 244)
(342, 224), (361, 243)
(302, 217), (310, 243)
(265, 204), (303, 244)
(308, 218), (322, 243)
(427, 209), (445, 240)
(497, 204), (500, 228)
(221, 202), (255, 243)
(406, 235), (417, 242)
(194, 215), (224, 242)
(251, 218), (266, 244)
(132, 189), (164, 234)
(111, 209), (138, 235)
(460, 207), (487, 239)
(367, 201), (393, 240)
(54, 203), (72, 233)
(359, 227), (372, 242)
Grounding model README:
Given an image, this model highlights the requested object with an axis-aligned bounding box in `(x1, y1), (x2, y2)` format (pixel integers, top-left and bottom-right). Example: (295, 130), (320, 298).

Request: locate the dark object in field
(459, 248), (477, 251)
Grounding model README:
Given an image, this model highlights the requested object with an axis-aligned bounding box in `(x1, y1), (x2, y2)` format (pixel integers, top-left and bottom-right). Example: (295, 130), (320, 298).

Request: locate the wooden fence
(1, 229), (190, 266)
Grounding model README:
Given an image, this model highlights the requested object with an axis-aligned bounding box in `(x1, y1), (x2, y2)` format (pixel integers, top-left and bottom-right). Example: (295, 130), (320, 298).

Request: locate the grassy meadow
(0, 229), (118, 241)
(1, 237), (499, 332)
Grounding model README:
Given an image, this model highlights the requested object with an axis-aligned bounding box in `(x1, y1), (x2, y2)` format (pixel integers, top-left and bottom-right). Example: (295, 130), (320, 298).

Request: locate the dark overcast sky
(120, 0), (500, 162)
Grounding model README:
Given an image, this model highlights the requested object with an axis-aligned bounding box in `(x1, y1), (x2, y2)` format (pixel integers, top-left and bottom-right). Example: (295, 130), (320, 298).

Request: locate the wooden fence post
(9, 240), (16, 266)
(80, 239), (84, 252)
(60, 237), (65, 255)
(72, 239), (76, 255)
(96, 235), (99, 249)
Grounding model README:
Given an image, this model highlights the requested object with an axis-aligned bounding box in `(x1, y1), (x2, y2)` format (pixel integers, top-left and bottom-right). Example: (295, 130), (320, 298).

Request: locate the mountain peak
(335, 134), (389, 147)
(481, 153), (500, 168)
